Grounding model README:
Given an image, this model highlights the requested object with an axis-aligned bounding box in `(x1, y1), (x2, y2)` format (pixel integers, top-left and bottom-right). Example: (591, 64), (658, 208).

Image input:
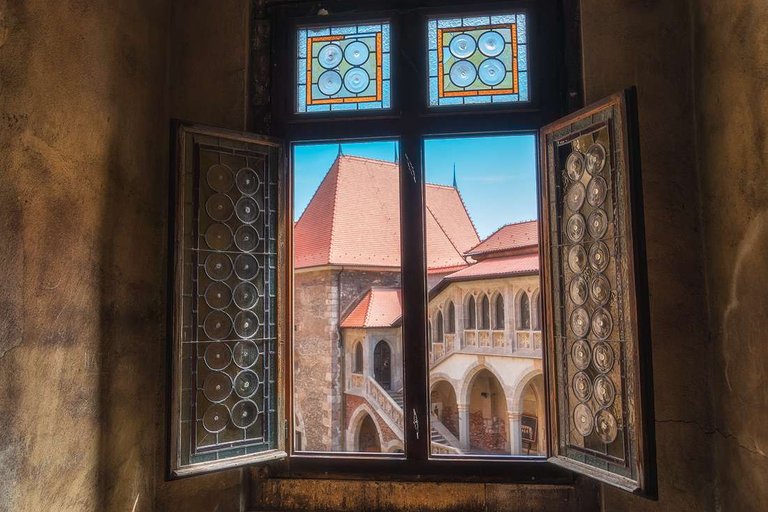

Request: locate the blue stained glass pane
(428, 20), (437, 50)
(298, 30), (307, 58)
(516, 14), (527, 43)
(331, 25), (357, 35)
(428, 12), (528, 108)
(382, 24), (391, 52)
(491, 14), (517, 24)
(463, 16), (490, 27)
(518, 45), (528, 72)
(519, 71), (529, 101)
(296, 21), (391, 113)
(307, 27), (330, 37)
(437, 18), (462, 28)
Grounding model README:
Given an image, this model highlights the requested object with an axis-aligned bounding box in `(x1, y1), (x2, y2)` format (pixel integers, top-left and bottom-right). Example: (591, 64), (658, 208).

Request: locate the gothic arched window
(494, 294), (505, 330)
(480, 294), (490, 330)
(446, 301), (455, 334)
(520, 293), (531, 330)
(353, 342), (363, 373)
(436, 311), (444, 343)
(466, 296), (476, 329)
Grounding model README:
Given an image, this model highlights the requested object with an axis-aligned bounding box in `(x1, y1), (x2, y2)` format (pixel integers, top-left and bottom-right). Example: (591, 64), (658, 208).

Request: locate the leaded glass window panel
(427, 13), (529, 106)
(297, 22), (391, 113)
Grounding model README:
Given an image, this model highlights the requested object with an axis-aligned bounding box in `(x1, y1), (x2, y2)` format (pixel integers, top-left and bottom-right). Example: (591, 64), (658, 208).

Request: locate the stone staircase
(384, 388), (455, 450)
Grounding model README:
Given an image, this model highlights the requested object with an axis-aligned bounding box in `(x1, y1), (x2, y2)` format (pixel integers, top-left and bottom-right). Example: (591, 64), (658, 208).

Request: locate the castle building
(293, 154), (543, 455)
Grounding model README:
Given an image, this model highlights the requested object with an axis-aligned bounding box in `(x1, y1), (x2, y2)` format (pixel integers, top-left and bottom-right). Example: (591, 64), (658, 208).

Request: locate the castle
(293, 155), (543, 455)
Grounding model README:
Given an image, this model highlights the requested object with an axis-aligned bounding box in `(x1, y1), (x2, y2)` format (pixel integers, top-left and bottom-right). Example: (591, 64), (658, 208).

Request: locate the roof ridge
(465, 219), (538, 255)
(340, 154), (398, 166)
(425, 202), (467, 267)
(327, 157), (343, 264)
(424, 182), (455, 190)
(453, 185), (480, 243)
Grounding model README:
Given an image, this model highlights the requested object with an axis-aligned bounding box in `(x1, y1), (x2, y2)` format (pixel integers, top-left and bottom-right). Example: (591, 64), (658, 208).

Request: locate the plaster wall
(0, 1), (172, 511)
(694, 1), (768, 510)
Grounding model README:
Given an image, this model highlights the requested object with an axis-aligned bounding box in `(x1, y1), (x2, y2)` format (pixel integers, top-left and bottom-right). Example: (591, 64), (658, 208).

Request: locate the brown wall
(694, 1), (768, 511)
(0, 0), (171, 511)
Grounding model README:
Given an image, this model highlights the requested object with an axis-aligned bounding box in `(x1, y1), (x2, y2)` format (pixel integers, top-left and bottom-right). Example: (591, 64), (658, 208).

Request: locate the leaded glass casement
(169, 124), (286, 477)
(540, 89), (656, 494)
(296, 22), (391, 113)
(428, 13), (529, 106)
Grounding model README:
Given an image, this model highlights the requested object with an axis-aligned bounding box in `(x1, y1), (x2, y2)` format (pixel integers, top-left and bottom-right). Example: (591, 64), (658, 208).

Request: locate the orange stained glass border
(306, 32), (384, 106)
(437, 24), (519, 99)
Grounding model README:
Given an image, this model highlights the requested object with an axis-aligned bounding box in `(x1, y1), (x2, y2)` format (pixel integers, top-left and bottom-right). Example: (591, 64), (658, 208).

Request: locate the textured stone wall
(694, 1), (768, 510)
(0, 1), (172, 511)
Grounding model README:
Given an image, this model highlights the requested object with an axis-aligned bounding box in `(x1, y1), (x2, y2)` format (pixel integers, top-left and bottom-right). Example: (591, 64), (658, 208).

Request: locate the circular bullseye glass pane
(207, 164), (234, 193)
(202, 404), (229, 433)
(588, 209), (608, 239)
(594, 375), (616, 408)
(318, 43), (343, 69)
(571, 339), (592, 371)
(235, 225), (259, 252)
(566, 214), (586, 242)
(204, 311), (232, 340)
(478, 31), (505, 57)
(592, 307), (613, 340)
(591, 274), (611, 306)
(586, 143), (607, 174)
(233, 282), (260, 310)
(344, 41), (370, 65)
(568, 245), (587, 274)
(205, 223), (233, 251)
(566, 151), (585, 181)
(449, 33), (476, 58)
(231, 400), (259, 429)
(317, 70), (343, 96)
(204, 253), (232, 281)
(235, 197), (261, 224)
(233, 340), (260, 369)
(573, 371), (593, 402)
(589, 241), (610, 272)
(205, 194), (234, 222)
(574, 403), (594, 436)
(449, 60), (477, 87)
(587, 176), (608, 207)
(234, 310), (259, 339)
(344, 67), (370, 94)
(204, 343), (232, 371)
(205, 282), (232, 310)
(203, 371), (233, 403)
(569, 276), (588, 306)
(236, 167), (261, 196)
(593, 342), (615, 373)
(595, 409), (618, 444)
(570, 307), (590, 338)
(566, 182), (586, 212)
(234, 370), (260, 398)
(478, 58), (506, 86)
(234, 254), (259, 281)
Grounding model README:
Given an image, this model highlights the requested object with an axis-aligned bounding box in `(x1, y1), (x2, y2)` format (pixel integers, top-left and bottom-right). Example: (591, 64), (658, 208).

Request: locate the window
(353, 342), (363, 374)
(169, 0), (655, 496)
(519, 292), (531, 330)
(494, 294), (505, 330)
(465, 295), (476, 329)
(446, 301), (455, 333)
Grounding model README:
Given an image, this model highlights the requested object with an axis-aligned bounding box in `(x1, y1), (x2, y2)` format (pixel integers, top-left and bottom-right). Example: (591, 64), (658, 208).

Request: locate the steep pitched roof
(294, 155), (480, 270)
(340, 287), (402, 328)
(464, 220), (538, 258)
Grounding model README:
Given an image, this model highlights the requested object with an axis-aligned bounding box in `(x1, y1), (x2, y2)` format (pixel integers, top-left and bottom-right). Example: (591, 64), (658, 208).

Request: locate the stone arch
(465, 367), (509, 453)
(509, 367), (544, 409)
(430, 378), (459, 438)
(459, 362), (509, 408)
(346, 403), (384, 452)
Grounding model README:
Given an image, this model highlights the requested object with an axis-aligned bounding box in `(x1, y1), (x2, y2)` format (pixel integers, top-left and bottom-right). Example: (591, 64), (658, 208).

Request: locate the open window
(167, 0), (655, 498)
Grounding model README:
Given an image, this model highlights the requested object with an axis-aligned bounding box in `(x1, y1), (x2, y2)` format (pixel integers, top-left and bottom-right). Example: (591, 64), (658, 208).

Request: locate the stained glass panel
(428, 13), (529, 107)
(297, 22), (391, 113)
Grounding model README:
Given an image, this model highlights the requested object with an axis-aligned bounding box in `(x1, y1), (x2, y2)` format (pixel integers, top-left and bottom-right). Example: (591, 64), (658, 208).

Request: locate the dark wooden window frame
(265, 0), (583, 484)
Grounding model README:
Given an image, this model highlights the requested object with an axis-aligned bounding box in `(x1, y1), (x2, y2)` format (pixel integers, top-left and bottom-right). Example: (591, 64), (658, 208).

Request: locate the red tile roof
(465, 220), (538, 258)
(443, 253), (539, 280)
(294, 155), (480, 270)
(340, 287), (402, 328)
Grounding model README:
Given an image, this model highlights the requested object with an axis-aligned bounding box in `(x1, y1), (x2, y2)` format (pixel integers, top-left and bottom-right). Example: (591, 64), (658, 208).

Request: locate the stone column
(457, 403), (470, 451)
(508, 411), (522, 454)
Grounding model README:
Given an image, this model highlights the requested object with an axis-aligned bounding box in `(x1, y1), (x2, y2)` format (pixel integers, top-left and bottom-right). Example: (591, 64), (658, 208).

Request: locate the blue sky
(292, 135), (538, 239)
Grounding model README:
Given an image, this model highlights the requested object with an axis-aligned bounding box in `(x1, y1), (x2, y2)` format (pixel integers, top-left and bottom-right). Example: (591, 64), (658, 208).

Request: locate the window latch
(412, 408), (420, 440)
